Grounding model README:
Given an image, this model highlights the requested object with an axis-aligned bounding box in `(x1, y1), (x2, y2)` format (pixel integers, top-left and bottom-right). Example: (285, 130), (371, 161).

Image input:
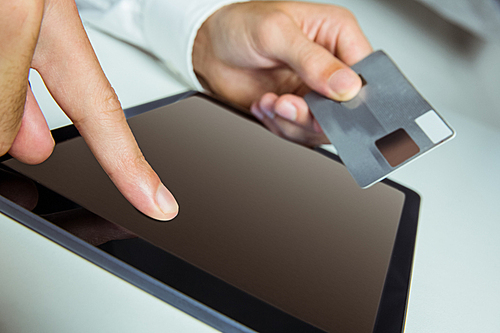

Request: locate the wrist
(192, 14), (214, 91)
(193, 2), (240, 91)
(193, 1), (250, 92)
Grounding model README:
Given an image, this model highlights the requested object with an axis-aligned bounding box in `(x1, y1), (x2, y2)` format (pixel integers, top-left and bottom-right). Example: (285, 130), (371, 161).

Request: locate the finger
(292, 6), (373, 66)
(260, 15), (361, 101)
(251, 94), (284, 137)
(313, 118), (323, 134)
(254, 94), (329, 147)
(31, 1), (178, 220)
(332, 12), (373, 66)
(274, 94), (311, 125)
(258, 93), (279, 120)
(9, 83), (54, 164)
(280, 3), (373, 65)
(271, 114), (329, 147)
(250, 101), (265, 121)
(0, 0), (43, 156)
(283, 2), (373, 66)
(274, 94), (324, 135)
(251, 104), (282, 138)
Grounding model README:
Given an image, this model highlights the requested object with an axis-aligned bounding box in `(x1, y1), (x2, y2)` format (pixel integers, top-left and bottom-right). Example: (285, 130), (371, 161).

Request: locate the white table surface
(1, 0), (499, 332)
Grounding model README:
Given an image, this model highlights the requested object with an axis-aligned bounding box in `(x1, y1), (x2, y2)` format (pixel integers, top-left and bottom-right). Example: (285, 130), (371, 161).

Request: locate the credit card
(305, 50), (455, 188)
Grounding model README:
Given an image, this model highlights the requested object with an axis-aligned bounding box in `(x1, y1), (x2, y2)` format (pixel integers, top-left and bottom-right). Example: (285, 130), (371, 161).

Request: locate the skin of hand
(193, 1), (372, 147)
(0, 0), (177, 220)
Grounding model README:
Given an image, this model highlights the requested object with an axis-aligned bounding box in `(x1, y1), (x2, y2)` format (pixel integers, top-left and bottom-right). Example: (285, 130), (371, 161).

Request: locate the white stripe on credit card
(415, 110), (453, 144)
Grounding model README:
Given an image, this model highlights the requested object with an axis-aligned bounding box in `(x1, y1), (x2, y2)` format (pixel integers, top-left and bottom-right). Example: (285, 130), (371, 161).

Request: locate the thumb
(0, 0), (43, 156)
(9, 83), (55, 165)
(267, 19), (362, 101)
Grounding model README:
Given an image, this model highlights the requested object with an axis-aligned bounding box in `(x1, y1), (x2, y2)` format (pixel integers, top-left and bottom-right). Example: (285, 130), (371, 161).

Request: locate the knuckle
(74, 85), (123, 125)
(298, 50), (324, 75)
(98, 86), (123, 118)
(255, 10), (293, 51)
(110, 150), (147, 182)
(336, 7), (358, 25)
(116, 147), (145, 169)
(298, 47), (344, 85)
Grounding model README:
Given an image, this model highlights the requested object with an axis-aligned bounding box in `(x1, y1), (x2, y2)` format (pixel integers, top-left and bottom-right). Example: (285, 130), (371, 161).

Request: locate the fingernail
(156, 184), (178, 220)
(275, 101), (297, 121)
(261, 105), (275, 119)
(251, 105), (264, 120)
(328, 68), (361, 101)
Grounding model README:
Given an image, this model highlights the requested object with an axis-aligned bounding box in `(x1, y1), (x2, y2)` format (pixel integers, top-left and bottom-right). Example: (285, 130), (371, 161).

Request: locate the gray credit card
(305, 50), (455, 188)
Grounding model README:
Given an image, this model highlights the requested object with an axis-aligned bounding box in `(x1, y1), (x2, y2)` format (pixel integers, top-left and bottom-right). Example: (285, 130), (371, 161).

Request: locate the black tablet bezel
(0, 91), (420, 332)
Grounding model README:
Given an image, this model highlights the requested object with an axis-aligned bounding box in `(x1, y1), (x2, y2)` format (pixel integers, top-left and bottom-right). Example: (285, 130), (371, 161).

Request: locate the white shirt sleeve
(76, 0), (248, 90)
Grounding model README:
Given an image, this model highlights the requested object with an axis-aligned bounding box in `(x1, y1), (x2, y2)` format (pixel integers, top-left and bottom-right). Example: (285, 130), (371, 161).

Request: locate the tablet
(1, 92), (420, 332)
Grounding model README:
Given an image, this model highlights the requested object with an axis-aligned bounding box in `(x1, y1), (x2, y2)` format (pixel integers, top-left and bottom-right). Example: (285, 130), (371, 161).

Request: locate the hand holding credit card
(305, 51), (455, 188)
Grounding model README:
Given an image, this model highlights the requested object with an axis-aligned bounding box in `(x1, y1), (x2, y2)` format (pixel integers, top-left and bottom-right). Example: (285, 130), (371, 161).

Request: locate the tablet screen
(5, 95), (412, 332)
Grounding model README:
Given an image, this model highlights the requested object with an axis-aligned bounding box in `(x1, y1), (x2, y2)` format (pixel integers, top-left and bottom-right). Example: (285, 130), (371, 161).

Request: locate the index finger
(281, 2), (373, 65)
(31, 0), (178, 220)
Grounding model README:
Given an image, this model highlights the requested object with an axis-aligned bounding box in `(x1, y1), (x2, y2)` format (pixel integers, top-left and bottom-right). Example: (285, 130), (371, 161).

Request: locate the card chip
(376, 129), (420, 167)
